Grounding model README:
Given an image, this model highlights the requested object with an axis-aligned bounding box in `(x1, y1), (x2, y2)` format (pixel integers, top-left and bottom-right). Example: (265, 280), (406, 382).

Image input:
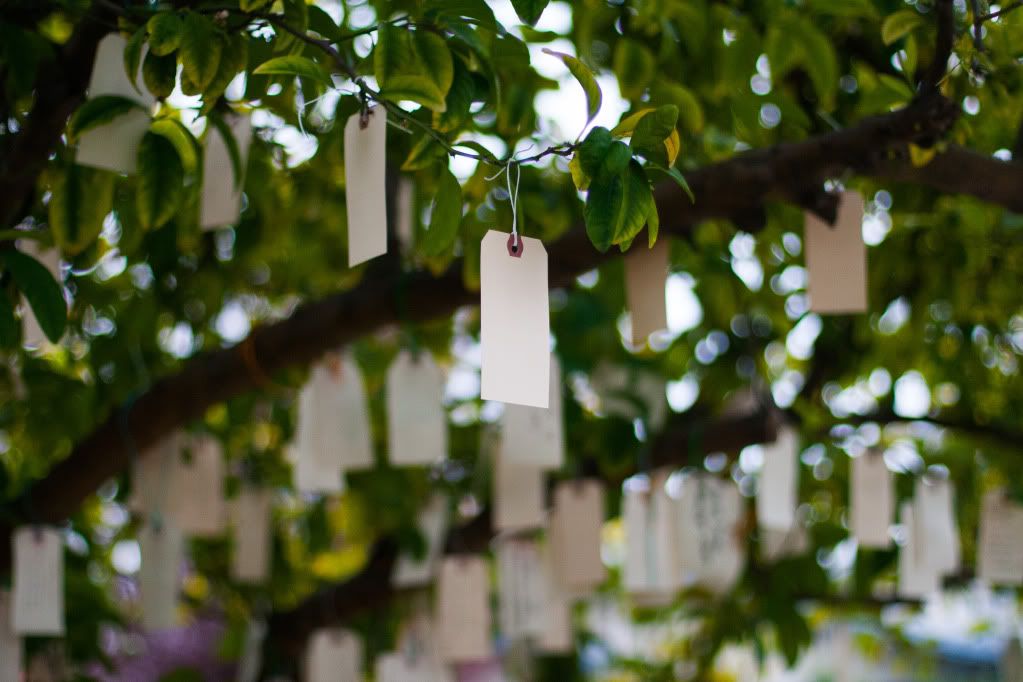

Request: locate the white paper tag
(200, 113), (253, 230)
(897, 501), (940, 599)
(232, 487), (273, 584)
(536, 543), (573, 654)
(305, 628), (363, 682)
(492, 451), (546, 532)
(850, 450), (893, 548)
(235, 618), (267, 682)
(16, 241), (64, 349)
(386, 351), (448, 466)
(804, 190), (868, 314)
(436, 555), (492, 663)
(166, 434), (227, 537)
(344, 107), (388, 266)
(138, 519), (183, 631)
(760, 523), (809, 562)
(332, 355), (375, 470)
(129, 432), (182, 515)
(76, 34), (154, 174)
(548, 480), (606, 594)
(676, 474), (746, 594)
(12, 526), (64, 636)
(590, 363), (667, 430)
(499, 354), (564, 469)
(480, 230), (550, 408)
(977, 491), (1023, 586)
(624, 238), (669, 347)
(375, 652), (436, 682)
(756, 426), (799, 531)
(396, 177), (416, 252)
(393, 495), (449, 587)
(496, 538), (547, 639)
(0, 591), (22, 682)
(623, 473), (680, 604)
(913, 477), (961, 576)
(392, 612), (455, 682)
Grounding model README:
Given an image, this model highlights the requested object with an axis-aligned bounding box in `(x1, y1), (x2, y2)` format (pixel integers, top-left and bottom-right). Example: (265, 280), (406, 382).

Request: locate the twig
(978, 0), (1023, 20)
(918, 0), (955, 93)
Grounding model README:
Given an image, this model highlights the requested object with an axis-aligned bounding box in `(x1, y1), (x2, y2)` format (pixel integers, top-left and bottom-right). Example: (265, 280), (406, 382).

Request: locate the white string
(485, 163), (522, 250)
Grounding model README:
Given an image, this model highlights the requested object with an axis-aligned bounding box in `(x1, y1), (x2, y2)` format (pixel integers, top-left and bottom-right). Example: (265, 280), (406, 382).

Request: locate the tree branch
(918, 0), (955, 94)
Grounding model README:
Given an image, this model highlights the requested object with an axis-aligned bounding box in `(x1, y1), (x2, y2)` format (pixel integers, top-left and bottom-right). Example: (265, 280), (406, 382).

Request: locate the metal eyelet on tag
(507, 233), (523, 258)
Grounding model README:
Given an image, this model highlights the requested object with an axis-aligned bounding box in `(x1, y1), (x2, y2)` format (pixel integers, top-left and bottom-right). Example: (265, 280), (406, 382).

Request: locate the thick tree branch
(918, 0), (956, 94)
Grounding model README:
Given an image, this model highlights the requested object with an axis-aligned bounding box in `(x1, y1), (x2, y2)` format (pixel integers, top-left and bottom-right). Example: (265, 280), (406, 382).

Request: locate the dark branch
(918, 0), (956, 94)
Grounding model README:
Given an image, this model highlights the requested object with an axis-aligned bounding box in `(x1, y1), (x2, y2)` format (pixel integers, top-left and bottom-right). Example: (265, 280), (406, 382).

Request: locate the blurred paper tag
(678, 474), (746, 594)
(232, 487), (273, 584)
(499, 354), (564, 469)
(977, 491), (1023, 586)
(755, 426), (799, 531)
(129, 432), (181, 514)
(804, 190), (868, 314)
(76, 34), (153, 174)
(898, 501), (940, 599)
(344, 107), (388, 266)
(334, 355), (375, 469)
(235, 618), (267, 682)
(138, 519), (183, 631)
(496, 538), (547, 639)
(0, 590), (22, 681)
(393, 495), (449, 587)
(294, 364), (344, 493)
(436, 556), (492, 663)
(200, 113), (253, 230)
(396, 177), (415, 252)
(760, 523), (809, 562)
(913, 477), (961, 575)
(167, 435), (226, 537)
(536, 544), (573, 654)
(493, 452), (546, 532)
(376, 653), (433, 681)
(623, 473), (680, 604)
(850, 450), (893, 548)
(12, 526), (64, 635)
(480, 230), (550, 408)
(306, 628), (363, 682)
(549, 480), (606, 593)
(624, 238), (669, 347)
(387, 351), (448, 466)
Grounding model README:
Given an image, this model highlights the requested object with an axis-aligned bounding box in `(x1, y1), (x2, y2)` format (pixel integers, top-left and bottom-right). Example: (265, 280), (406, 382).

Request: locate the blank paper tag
(306, 628), (363, 682)
(480, 230), (550, 408)
(536, 544), (573, 654)
(590, 363), (668, 430)
(850, 451), (893, 548)
(549, 480), (606, 594)
(129, 433), (183, 515)
(913, 477), (961, 576)
(624, 238), (669, 347)
(387, 351), (448, 466)
(623, 473), (680, 604)
(492, 452), (546, 532)
(76, 34), (154, 174)
(393, 495), (449, 587)
(804, 190), (868, 314)
(0, 591), (22, 681)
(898, 501), (940, 599)
(396, 177), (415, 252)
(167, 435), (226, 537)
(333, 355), (375, 470)
(376, 652), (445, 682)
(200, 113), (253, 230)
(496, 538), (547, 639)
(436, 556), (492, 663)
(977, 491), (1023, 586)
(12, 527), (64, 636)
(756, 426), (799, 531)
(17, 242), (63, 349)
(344, 107), (388, 267)
(235, 618), (267, 682)
(760, 523), (809, 562)
(138, 520), (183, 631)
(499, 354), (564, 469)
(231, 487), (273, 584)
(677, 474), (746, 594)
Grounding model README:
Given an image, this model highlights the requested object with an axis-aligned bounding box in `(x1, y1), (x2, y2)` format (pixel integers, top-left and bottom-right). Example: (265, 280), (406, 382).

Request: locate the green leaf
(612, 159), (655, 246)
(207, 113), (244, 190)
(147, 12), (184, 57)
(612, 39), (656, 101)
(402, 135), (447, 171)
(600, 140), (631, 177)
(136, 131), (185, 230)
(577, 126), (613, 179)
(421, 169), (463, 256)
(629, 105), (679, 167)
(48, 163), (115, 256)
(434, 59), (476, 132)
(881, 9), (926, 45)
(202, 33), (249, 110)
(542, 49), (602, 127)
(584, 171), (622, 252)
(650, 164), (694, 202)
(68, 95), (146, 142)
(424, 0), (500, 32)
(142, 51), (178, 100)
(379, 77), (448, 112)
(413, 31), (454, 97)
(0, 250), (66, 344)
(510, 0), (549, 26)
(652, 82), (704, 133)
(124, 26), (146, 95)
(179, 13), (222, 90)
(151, 118), (199, 174)
(0, 293), (19, 349)
(376, 26), (452, 112)
(451, 140), (500, 165)
(568, 154), (589, 191)
(240, 0), (272, 11)
(253, 55), (333, 87)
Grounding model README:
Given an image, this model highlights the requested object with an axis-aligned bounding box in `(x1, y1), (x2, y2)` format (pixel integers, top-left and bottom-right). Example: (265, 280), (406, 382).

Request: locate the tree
(1, 0), (1023, 678)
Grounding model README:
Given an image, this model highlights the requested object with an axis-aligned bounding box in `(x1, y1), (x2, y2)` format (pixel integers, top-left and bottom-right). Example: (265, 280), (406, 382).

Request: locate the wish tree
(2, 0), (1023, 679)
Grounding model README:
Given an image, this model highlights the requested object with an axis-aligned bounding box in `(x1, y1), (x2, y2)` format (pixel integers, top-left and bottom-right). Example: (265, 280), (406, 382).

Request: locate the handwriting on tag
(232, 487), (273, 584)
(393, 495), (449, 587)
(677, 474), (746, 594)
(499, 354), (564, 469)
(167, 435), (226, 537)
(496, 538), (547, 639)
(756, 426), (799, 531)
(387, 351), (448, 466)
(897, 501), (940, 599)
(344, 107), (388, 267)
(913, 477), (961, 576)
(436, 556), (492, 663)
(306, 628), (363, 682)
(850, 450), (893, 548)
(623, 473), (680, 605)
(493, 452), (546, 532)
(804, 190), (868, 314)
(480, 230), (550, 408)
(0, 591), (22, 681)
(138, 519), (183, 631)
(624, 237), (669, 347)
(12, 527), (64, 636)
(977, 491), (1023, 586)
(200, 113), (253, 230)
(549, 480), (606, 594)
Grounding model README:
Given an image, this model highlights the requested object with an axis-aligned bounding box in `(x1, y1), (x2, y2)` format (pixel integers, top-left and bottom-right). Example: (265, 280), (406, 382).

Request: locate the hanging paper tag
(850, 450), (894, 548)
(760, 523), (809, 562)
(492, 452), (546, 532)
(294, 363), (344, 493)
(897, 501), (940, 599)
(496, 538), (547, 639)
(536, 543), (573, 654)
(756, 426), (799, 531)
(977, 491), (1023, 586)
(499, 354), (564, 469)
(306, 628), (364, 682)
(804, 190), (868, 314)
(386, 351), (448, 466)
(548, 480), (606, 594)
(913, 477), (961, 576)
(200, 113), (253, 230)
(138, 519), (183, 631)
(623, 473), (681, 604)
(16, 241), (64, 349)
(677, 474), (746, 594)
(166, 434), (227, 537)
(480, 230), (550, 408)
(393, 612), (455, 682)
(393, 494), (450, 587)
(12, 526), (64, 636)
(436, 555), (492, 663)
(0, 590), (22, 682)
(344, 107), (388, 266)
(76, 34), (154, 174)
(129, 432), (181, 514)
(333, 355), (375, 470)
(235, 617), (267, 682)
(395, 177), (416, 252)
(232, 487), (273, 584)
(624, 238), (669, 347)
(591, 364), (668, 430)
